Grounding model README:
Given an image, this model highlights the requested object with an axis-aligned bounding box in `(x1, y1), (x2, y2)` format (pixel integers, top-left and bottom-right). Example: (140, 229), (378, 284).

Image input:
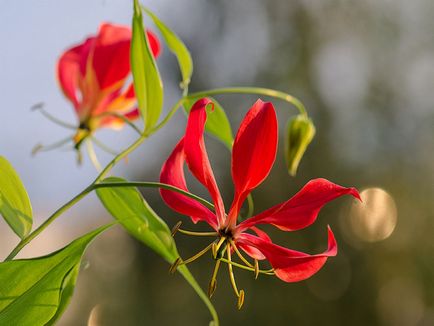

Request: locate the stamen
(208, 260), (220, 298)
(177, 229), (218, 237)
(218, 257), (275, 276)
(32, 104), (77, 130)
(91, 136), (120, 156)
(237, 289), (245, 310)
(31, 135), (74, 156)
(171, 221), (182, 236)
(180, 242), (214, 265)
(76, 147), (83, 165)
(229, 239), (253, 268)
(227, 244), (239, 297)
(169, 257), (182, 274)
(254, 260), (259, 279)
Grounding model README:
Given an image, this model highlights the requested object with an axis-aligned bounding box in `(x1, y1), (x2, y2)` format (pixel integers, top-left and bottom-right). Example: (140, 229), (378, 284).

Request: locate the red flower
(160, 98), (360, 307)
(57, 23), (160, 146)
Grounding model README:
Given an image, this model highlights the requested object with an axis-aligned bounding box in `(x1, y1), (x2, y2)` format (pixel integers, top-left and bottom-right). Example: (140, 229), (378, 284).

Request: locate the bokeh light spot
(348, 187), (397, 242)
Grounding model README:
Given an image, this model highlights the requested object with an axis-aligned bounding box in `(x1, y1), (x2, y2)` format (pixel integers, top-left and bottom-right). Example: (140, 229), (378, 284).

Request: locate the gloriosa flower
(57, 23), (160, 148)
(160, 98), (360, 308)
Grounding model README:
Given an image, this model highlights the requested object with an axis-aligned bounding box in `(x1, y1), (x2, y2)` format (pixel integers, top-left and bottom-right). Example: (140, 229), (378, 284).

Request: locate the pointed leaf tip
(0, 224), (110, 325)
(131, 2), (163, 130)
(144, 7), (193, 90)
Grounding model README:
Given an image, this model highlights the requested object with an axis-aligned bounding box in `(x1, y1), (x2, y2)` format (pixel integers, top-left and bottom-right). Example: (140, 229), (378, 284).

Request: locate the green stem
(177, 265), (220, 326)
(4, 179), (214, 261)
(93, 181), (214, 210)
(5, 186), (94, 261)
(187, 86), (307, 116)
(5, 132), (147, 261)
(95, 134), (147, 182)
(148, 97), (185, 134)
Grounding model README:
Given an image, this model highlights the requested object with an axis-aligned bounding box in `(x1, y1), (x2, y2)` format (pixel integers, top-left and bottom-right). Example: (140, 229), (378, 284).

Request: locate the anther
(254, 260), (259, 280)
(209, 260), (221, 298)
(208, 278), (217, 298)
(171, 221), (182, 236)
(169, 257), (182, 274)
(237, 289), (245, 310)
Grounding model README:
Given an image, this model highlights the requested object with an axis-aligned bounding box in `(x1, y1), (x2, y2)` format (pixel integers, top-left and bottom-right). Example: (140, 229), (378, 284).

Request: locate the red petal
(92, 23), (131, 90)
(238, 178), (360, 232)
(123, 83), (135, 99)
(237, 226), (338, 282)
(237, 226), (271, 260)
(57, 37), (94, 109)
(92, 24), (160, 90)
(124, 108), (140, 120)
(227, 100), (278, 226)
(184, 98), (226, 224)
(160, 139), (218, 230)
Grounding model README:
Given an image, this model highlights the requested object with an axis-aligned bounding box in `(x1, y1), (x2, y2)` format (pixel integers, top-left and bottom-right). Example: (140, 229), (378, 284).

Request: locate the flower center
(218, 227), (234, 239)
(168, 221), (275, 310)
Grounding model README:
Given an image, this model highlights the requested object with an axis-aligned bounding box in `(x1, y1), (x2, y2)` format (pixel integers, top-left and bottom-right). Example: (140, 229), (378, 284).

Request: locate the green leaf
(0, 156), (32, 238)
(131, 0), (163, 131)
(96, 176), (177, 262)
(96, 177), (219, 325)
(183, 97), (233, 149)
(143, 8), (193, 90)
(45, 264), (80, 326)
(0, 224), (110, 326)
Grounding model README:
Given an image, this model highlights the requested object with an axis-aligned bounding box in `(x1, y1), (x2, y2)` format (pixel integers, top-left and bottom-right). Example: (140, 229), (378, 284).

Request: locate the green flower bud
(285, 114), (316, 176)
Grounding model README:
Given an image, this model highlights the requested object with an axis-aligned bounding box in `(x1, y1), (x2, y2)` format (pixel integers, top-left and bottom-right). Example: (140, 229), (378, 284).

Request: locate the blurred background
(1, 0), (434, 325)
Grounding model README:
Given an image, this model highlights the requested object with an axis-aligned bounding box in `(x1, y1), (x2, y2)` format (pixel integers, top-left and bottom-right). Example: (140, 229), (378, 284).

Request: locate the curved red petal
(97, 108), (140, 129)
(184, 98), (226, 224)
(124, 108), (140, 120)
(123, 83), (135, 99)
(160, 138), (218, 230)
(227, 100), (278, 226)
(92, 23), (131, 90)
(57, 37), (94, 109)
(237, 226), (337, 282)
(238, 178), (360, 232)
(237, 226), (271, 260)
(92, 24), (160, 90)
